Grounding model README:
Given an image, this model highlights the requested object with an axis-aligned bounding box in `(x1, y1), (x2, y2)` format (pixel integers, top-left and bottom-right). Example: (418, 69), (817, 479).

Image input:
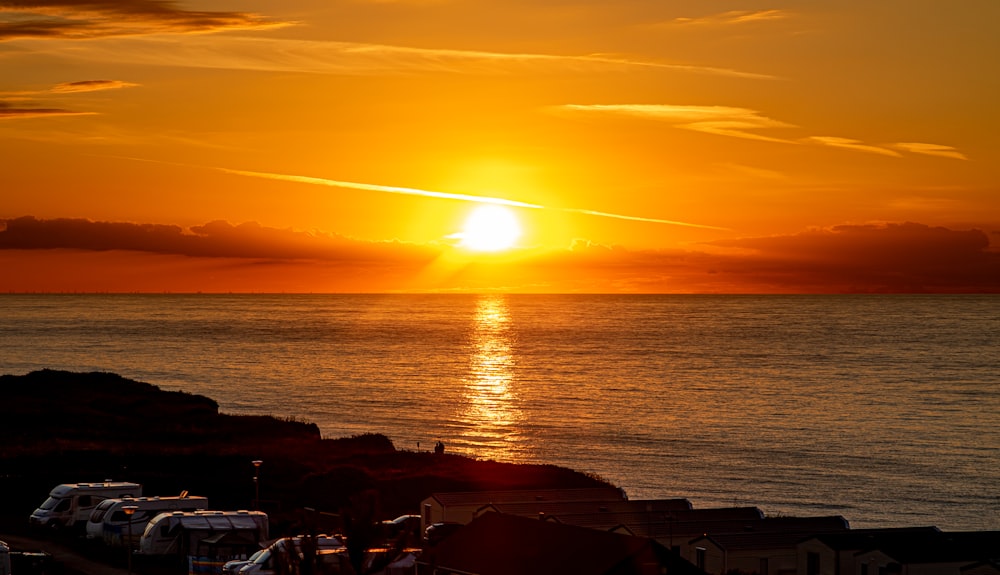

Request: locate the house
(470, 497), (694, 524)
(796, 527), (941, 575)
(852, 531), (1000, 575)
(415, 511), (706, 575)
(686, 516), (851, 575)
(419, 488), (627, 532)
(519, 506), (765, 551)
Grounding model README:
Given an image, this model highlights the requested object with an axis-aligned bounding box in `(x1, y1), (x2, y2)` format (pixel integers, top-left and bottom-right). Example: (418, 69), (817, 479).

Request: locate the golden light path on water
(456, 295), (524, 461)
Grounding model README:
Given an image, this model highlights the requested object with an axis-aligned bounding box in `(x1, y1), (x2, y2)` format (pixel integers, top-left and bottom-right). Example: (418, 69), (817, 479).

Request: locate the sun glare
(459, 205), (522, 252)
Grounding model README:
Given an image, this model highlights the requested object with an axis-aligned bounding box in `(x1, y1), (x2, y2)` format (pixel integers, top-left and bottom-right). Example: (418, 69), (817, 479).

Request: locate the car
(223, 549), (264, 575)
(380, 515), (420, 538)
(422, 522), (463, 546)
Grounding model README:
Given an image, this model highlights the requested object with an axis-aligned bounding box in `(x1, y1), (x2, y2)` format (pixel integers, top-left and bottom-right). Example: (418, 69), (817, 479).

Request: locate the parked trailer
(139, 510), (268, 560)
(86, 494), (210, 545)
(29, 481), (142, 530)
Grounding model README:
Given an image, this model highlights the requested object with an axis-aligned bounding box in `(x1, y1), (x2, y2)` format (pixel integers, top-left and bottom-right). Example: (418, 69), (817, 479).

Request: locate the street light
(252, 460), (263, 510)
(122, 504), (139, 575)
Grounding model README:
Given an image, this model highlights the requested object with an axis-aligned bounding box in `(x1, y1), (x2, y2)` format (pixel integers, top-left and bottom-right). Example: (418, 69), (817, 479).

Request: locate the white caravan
(29, 481), (142, 530)
(139, 510), (268, 559)
(86, 494), (210, 545)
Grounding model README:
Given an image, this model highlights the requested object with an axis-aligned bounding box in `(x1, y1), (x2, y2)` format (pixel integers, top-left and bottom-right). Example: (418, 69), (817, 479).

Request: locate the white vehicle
(223, 548), (265, 575)
(29, 481), (142, 530)
(86, 494), (210, 545)
(236, 535), (345, 575)
(139, 510), (268, 558)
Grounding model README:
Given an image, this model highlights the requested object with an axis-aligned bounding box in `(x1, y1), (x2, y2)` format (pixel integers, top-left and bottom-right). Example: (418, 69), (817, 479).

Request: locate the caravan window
(54, 499), (71, 512)
(78, 495), (93, 507)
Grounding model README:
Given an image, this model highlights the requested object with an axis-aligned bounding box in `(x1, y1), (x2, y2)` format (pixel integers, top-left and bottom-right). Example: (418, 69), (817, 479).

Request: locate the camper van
(139, 510), (268, 559)
(29, 482), (142, 530)
(86, 494), (210, 545)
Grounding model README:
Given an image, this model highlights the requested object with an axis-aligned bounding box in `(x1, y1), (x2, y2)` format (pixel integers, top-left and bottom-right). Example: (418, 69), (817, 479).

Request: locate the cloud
(806, 136), (902, 157)
(0, 1), (290, 41)
(0, 101), (95, 119)
(217, 165), (726, 230)
(703, 222), (999, 292)
(0, 216), (440, 263)
(671, 10), (791, 26)
(0, 79), (134, 120)
(7, 33), (775, 80)
(558, 104), (796, 143)
(49, 79), (138, 93)
(2, 217), (996, 293)
(560, 104), (970, 161)
(889, 142), (968, 161)
(220, 168), (546, 210)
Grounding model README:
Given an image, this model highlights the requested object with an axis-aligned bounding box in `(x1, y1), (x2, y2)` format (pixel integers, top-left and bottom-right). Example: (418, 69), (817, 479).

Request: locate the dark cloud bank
(1, 217), (997, 293)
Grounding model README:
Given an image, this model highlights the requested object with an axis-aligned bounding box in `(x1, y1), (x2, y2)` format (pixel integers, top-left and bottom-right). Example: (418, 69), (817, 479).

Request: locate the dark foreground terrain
(0, 370), (612, 536)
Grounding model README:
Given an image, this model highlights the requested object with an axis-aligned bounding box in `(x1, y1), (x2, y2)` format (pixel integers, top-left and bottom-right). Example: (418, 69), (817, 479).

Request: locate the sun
(458, 205), (522, 252)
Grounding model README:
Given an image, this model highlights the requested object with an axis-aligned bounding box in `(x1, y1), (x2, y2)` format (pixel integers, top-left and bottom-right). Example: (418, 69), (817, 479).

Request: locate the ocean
(2, 294), (998, 531)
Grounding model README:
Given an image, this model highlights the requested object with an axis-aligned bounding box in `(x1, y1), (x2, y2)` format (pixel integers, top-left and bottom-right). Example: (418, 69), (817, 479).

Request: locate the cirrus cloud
(0, 0), (291, 41)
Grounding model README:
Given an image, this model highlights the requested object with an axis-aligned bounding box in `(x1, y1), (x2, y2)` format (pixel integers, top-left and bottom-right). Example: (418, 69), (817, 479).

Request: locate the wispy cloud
(0, 79), (137, 97)
(7, 34), (775, 80)
(0, 78), (135, 120)
(806, 136), (902, 157)
(0, 101), (95, 119)
(558, 104), (796, 143)
(49, 79), (138, 93)
(671, 9), (791, 26)
(221, 168), (545, 210)
(218, 166), (727, 231)
(0, 1), (290, 41)
(559, 104), (968, 161)
(889, 142), (968, 161)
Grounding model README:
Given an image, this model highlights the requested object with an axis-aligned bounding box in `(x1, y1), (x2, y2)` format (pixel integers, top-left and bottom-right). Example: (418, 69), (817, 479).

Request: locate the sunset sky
(2, 0), (998, 293)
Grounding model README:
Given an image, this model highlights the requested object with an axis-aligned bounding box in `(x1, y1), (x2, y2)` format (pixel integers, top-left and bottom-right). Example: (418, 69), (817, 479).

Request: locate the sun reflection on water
(455, 294), (524, 462)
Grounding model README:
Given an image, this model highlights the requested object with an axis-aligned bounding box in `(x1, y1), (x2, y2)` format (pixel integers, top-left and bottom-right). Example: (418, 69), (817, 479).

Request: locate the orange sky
(1, 1), (998, 293)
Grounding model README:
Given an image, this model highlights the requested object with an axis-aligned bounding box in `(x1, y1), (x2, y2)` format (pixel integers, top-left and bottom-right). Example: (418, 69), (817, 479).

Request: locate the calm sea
(2, 294), (998, 531)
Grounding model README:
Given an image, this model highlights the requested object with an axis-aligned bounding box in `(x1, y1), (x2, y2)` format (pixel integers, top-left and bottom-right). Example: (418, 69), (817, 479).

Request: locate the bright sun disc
(459, 205), (522, 252)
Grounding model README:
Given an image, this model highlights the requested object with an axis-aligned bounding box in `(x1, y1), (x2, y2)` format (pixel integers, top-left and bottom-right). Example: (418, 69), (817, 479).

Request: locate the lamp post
(252, 460), (263, 510)
(122, 504), (139, 575)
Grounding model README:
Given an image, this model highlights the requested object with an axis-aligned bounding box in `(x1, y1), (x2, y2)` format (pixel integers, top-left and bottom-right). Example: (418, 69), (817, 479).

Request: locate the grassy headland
(0, 370), (613, 535)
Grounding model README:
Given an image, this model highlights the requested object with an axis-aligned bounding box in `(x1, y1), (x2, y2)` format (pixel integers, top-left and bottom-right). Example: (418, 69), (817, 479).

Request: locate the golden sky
(1, 0), (998, 292)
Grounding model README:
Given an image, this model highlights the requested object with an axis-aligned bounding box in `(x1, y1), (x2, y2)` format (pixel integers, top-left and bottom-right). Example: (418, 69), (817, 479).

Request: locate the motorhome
(29, 481), (142, 530)
(139, 510), (268, 559)
(86, 494), (210, 545)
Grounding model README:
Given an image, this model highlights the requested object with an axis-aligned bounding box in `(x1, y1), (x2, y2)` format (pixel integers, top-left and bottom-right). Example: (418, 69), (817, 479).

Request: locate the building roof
(690, 516), (851, 551)
(518, 507), (766, 540)
(803, 527), (941, 551)
(418, 512), (705, 575)
(858, 531), (1000, 565)
(473, 498), (696, 521)
(426, 487), (627, 508)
